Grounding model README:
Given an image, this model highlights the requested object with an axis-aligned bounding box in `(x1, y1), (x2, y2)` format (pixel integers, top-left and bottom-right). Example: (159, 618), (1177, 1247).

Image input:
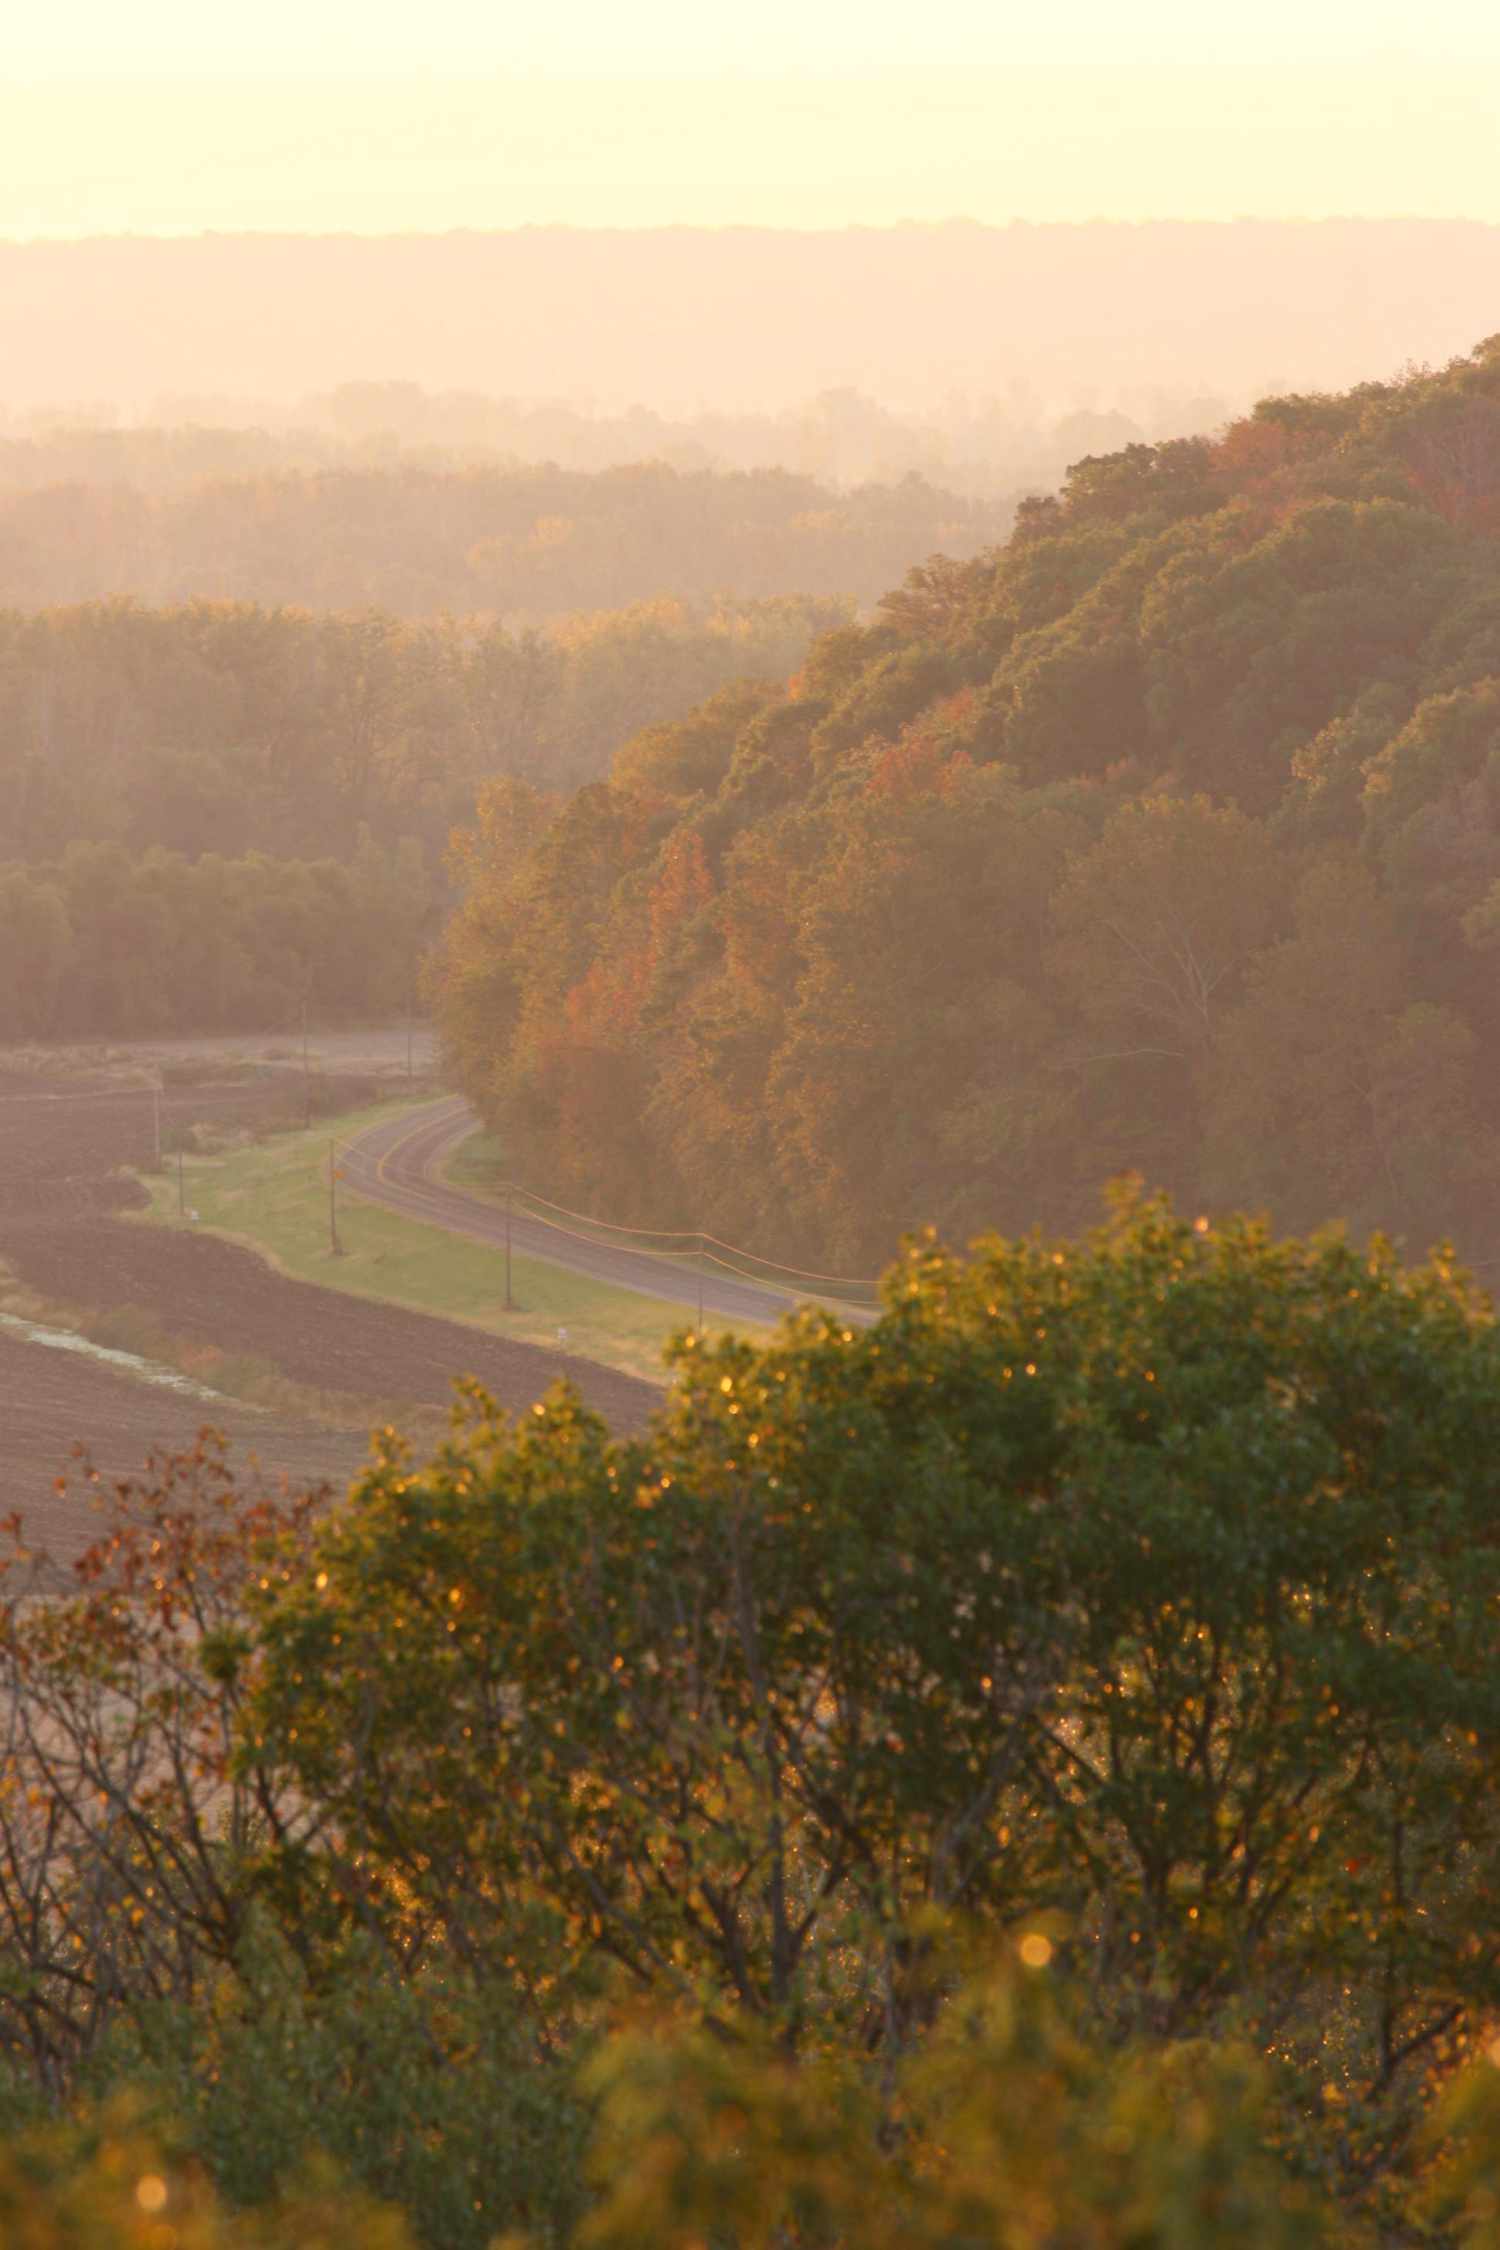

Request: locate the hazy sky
(4, 0), (1500, 233)
(12, 0), (1500, 74)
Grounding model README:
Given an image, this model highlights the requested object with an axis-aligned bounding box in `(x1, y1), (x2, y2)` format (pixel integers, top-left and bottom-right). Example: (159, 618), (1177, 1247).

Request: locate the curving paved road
(339, 1097), (868, 1329)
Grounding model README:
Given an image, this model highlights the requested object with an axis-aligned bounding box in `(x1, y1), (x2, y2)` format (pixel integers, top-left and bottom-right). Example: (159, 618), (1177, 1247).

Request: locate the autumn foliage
(1, 1199), (1500, 2239)
(436, 337), (1500, 1275)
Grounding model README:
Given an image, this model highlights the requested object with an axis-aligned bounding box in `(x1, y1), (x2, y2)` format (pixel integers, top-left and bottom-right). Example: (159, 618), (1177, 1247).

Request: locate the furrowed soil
(0, 1325), (367, 1561)
(0, 1046), (658, 1553)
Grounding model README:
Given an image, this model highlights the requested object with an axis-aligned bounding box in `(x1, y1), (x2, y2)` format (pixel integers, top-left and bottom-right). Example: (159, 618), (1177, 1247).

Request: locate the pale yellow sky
(3, 2), (1500, 233)
(10, 0), (1500, 75)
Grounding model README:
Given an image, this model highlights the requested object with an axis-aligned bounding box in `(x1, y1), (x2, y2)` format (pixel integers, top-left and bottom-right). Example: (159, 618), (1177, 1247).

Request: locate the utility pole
(302, 998), (312, 1128)
(697, 1231), (705, 1333)
(328, 1141), (343, 1257)
(152, 1076), (163, 1173)
(177, 1146), (185, 1217)
(504, 1184), (514, 1310)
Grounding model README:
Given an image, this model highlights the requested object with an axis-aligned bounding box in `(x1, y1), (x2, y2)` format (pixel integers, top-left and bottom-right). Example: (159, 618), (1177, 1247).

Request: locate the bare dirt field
(9, 1216), (658, 1426)
(0, 1060), (371, 1215)
(0, 1042), (658, 1552)
(0, 1326), (369, 1559)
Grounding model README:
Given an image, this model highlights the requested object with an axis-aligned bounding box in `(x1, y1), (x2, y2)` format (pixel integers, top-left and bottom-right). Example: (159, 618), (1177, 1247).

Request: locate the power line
(498, 1183), (881, 1306)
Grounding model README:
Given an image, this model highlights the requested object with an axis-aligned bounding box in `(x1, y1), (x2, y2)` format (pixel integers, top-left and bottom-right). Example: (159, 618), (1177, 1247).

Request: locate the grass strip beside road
(136, 1099), (725, 1385)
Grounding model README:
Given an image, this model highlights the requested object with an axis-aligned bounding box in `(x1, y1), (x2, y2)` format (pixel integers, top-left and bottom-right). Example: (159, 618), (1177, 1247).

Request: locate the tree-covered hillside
(0, 595), (845, 867)
(436, 338), (1500, 1270)
(0, 597), (847, 1039)
(0, 458), (1003, 618)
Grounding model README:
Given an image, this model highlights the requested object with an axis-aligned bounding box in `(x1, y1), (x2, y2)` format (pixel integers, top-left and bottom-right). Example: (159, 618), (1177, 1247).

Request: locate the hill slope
(435, 337), (1500, 1271)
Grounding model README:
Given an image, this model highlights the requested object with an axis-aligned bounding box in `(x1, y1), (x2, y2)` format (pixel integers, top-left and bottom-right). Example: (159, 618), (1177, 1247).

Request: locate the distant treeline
(0, 459), (1005, 618)
(435, 335), (1500, 1274)
(5, 219), (1497, 423)
(0, 834), (429, 1040)
(0, 594), (843, 871)
(0, 382), (1229, 500)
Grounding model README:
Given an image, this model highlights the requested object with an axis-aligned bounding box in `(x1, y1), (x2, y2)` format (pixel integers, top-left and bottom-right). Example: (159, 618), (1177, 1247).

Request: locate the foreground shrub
(581, 1946), (1335, 2249)
(114, 1925), (588, 2250)
(1, 1191), (1498, 2237)
(251, 1196), (1500, 2149)
(0, 2101), (410, 2246)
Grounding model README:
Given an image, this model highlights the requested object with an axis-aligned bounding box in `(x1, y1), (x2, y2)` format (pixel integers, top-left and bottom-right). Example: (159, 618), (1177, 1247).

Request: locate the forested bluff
(437, 336), (1500, 1277)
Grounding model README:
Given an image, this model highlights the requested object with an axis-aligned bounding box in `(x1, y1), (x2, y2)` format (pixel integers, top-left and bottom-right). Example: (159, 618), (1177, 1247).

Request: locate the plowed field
(0, 1051), (657, 1553)
(0, 1326), (367, 1560)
